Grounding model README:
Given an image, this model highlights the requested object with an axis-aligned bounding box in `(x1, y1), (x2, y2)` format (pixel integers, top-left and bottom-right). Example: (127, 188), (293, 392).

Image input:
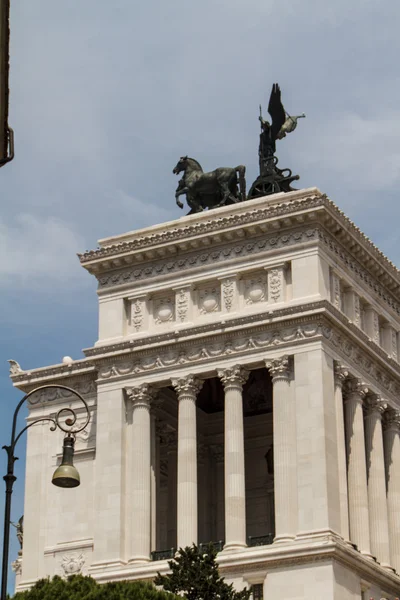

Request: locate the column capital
(364, 396), (388, 418)
(125, 383), (155, 409)
(218, 365), (249, 390)
(383, 409), (400, 432)
(333, 362), (350, 388)
(265, 355), (290, 382)
(172, 374), (203, 398)
(344, 378), (369, 403)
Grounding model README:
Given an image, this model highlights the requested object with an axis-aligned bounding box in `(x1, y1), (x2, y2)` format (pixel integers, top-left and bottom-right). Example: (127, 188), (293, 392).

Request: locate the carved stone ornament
(125, 383), (155, 409)
(244, 274), (266, 305)
(172, 374), (203, 398)
(132, 298), (144, 332)
(268, 268), (283, 302)
(176, 288), (190, 323)
(11, 558), (22, 575)
(343, 378), (369, 402)
(60, 552), (85, 576)
(353, 294), (361, 329)
(383, 409), (400, 432)
(364, 395), (388, 417)
(331, 271), (342, 310)
(265, 355), (290, 381)
(198, 285), (220, 315)
(154, 295), (175, 325)
(333, 362), (350, 388)
(221, 278), (235, 312)
(218, 365), (249, 390)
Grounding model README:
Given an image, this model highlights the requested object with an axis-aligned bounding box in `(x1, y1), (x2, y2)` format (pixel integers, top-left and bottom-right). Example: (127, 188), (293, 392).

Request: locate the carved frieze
(98, 322), (328, 381)
(96, 228), (319, 289)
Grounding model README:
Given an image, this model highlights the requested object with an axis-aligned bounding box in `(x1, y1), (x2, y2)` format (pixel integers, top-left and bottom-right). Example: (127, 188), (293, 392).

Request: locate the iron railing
(247, 533), (274, 547)
(151, 534), (274, 560)
(151, 548), (176, 561)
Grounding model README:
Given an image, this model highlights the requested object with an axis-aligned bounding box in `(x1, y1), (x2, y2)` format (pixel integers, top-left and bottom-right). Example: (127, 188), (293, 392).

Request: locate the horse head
(173, 156), (189, 175)
(173, 156), (203, 175)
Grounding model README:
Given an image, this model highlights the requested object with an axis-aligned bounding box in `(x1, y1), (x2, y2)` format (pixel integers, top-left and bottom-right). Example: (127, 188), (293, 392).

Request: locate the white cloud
(0, 214), (87, 288)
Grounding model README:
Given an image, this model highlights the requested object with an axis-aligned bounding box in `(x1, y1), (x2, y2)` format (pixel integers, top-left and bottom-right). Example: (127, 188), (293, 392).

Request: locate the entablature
(78, 188), (399, 306)
(10, 301), (400, 408)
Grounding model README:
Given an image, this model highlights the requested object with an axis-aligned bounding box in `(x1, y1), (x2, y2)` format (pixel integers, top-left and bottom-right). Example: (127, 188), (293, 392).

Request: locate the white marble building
(10, 188), (400, 599)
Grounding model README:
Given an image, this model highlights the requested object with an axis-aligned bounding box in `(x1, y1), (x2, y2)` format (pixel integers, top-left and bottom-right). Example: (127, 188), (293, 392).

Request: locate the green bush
(154, 544), (251, 600)
(13, 575), (178, 600)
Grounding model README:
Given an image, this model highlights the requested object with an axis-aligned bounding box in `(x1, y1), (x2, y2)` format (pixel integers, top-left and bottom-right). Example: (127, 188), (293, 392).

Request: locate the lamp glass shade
(52, 435), (80, 488)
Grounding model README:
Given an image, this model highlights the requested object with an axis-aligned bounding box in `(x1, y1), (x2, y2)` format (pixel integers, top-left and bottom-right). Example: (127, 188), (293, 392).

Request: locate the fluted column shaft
(126, 384), (153, 563)
(364, 397), (391, 568)
(334, 364), (350, 542)
(173, 375), (203, 549)
(218, 365), (249, 550)
(383, 411), (400, 573)
(266, 356), (296, 542)
(344, 381), (371, 556)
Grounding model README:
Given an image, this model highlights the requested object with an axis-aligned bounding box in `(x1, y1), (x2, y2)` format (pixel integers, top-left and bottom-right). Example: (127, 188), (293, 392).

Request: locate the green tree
(154, 544), (251, 600)
(12, 574), (179, 600)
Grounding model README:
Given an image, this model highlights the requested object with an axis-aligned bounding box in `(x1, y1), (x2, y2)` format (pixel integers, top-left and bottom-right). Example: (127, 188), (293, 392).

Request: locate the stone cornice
(216, 539), (400, 593)
(78, 189), (399, 300)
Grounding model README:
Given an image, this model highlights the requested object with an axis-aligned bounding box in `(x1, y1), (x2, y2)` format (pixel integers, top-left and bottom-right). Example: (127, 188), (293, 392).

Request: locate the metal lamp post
(1, 384), (90, 600)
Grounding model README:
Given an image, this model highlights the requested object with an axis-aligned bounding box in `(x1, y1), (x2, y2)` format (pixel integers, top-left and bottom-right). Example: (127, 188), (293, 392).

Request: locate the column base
(273, 535), (296, 543)
(128, 556), (151, 565)
(222, 542), (247, 552)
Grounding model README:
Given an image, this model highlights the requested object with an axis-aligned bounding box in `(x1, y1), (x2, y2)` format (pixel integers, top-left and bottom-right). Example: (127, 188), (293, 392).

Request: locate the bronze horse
(173, 156), (246, 214)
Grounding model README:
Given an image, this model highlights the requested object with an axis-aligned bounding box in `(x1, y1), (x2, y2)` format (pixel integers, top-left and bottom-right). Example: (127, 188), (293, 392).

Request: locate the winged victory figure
(258, 83), (305, 176)
(248, 83), (305, 199)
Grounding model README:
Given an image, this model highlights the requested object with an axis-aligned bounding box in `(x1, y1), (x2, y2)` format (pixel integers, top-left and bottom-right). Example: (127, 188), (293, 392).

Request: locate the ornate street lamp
(1, 384), (90, 600)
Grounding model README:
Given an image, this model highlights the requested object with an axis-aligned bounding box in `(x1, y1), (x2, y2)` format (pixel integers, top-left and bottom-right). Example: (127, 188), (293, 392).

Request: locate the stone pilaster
(344, 379), (372, 557)
(126, 384), (154, 563)
(333, 363), (350, 542)
(218, 365), (249, 550)
(383, 410), (400, 573)
(364, 396), (391, 568)
(172, 375), (203, 548)
(265, 355), (296, 542)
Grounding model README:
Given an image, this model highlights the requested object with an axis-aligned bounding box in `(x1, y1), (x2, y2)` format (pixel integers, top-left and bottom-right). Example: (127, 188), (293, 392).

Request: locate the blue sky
(1, 0), (400, 593)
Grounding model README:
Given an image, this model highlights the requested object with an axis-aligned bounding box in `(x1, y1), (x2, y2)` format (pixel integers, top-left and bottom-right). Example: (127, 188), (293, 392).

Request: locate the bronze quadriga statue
(173, 156), (246, 215)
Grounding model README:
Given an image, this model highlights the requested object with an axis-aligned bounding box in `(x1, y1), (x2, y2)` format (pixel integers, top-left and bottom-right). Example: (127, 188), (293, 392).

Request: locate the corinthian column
(364, 396), (391, 568)
(344, 380), (371, 557)
(218, 365), (249, 550)
(383, 410), (400, 573)
(172, 375), (203, 549)
(265, 355), (296, 542)
(334, 363), (350, 542)
(126, 384), (154, 563)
